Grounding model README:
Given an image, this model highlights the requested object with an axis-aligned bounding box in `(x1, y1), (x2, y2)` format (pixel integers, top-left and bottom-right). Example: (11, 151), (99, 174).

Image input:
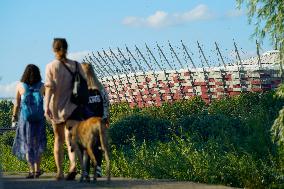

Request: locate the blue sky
(0, 0), (273, 97)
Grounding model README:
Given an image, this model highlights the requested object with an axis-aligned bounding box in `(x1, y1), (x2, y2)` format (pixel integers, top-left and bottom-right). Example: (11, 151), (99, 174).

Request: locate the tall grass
(1, 92), (284, 188)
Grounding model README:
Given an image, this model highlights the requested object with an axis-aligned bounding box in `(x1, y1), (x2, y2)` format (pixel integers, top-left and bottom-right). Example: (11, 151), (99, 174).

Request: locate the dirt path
(1, 173), (240, 189)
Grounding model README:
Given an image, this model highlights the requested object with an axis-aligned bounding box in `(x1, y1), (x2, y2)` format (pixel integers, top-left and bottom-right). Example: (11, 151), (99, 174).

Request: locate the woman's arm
(44, 64), (54, 119)
(101, 88), (110, 121)
(44, 86), (53, 119)
(12, 84), (21, 122)
(40, 84), (45, 96)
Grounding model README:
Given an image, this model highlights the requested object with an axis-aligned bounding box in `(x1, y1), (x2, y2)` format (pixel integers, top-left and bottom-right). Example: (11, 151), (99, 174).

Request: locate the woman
(81, 62), (110, 181)
(12, 64), (46, 179)
(44, 38), (86, 180)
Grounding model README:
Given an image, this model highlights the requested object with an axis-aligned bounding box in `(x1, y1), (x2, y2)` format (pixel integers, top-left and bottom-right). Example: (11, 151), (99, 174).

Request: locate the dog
(69, 117), (110, 182)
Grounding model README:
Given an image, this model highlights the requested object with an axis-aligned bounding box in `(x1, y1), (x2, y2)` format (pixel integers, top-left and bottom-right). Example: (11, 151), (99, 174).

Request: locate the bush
(208, 92), (281, 158)
(110, 136), (276, 188)
(40, 126), (57, 173)
(0, 131), (15, 147)
(208, 92), (283, 121)
(176, 114), (244, 152)
(110, 102), (137, 124)
(109, 113), (173, 146)
(0, 142), (28, 172)
(1, 92), (284, 188)
(0, 100), (13, 128)
(141, 97), (206, 124)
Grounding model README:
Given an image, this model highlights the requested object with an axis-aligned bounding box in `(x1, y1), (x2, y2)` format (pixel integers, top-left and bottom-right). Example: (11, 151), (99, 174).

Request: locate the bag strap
(61, 61), (79, 76)
(33, 82), (42, 91)
(23, 82), (42, 94)
(22, 83), (30, 92)
(75, 61), (78, 73)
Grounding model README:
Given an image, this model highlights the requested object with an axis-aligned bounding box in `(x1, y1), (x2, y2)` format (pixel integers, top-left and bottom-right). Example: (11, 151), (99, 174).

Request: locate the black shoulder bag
(62, 61), (89, 105)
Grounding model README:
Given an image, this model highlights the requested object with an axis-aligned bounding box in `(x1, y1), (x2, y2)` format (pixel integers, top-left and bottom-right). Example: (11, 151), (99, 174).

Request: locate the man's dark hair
(20, 64), (42, 85)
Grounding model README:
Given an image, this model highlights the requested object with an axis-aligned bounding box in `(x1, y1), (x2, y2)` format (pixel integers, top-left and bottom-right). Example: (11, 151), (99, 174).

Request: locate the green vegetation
(236, 0), (284, 49)
(0, 100), (13, 129)
(236, 2), (284, 168)
(108, 92), (284, 188)
(1, 92), (284, 188)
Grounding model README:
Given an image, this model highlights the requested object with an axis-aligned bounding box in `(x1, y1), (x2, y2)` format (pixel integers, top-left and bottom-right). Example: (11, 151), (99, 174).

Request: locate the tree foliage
(236, 0), (284, 49)
(236, 1), (284, 149)
(0, 100), (13, 128)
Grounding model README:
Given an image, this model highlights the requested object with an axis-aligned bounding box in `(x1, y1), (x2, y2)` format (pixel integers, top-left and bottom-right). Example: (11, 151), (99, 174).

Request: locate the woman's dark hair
(53, 38), (68, 61)
(20, 64), (42, 85)
(53, 38), (68, 51)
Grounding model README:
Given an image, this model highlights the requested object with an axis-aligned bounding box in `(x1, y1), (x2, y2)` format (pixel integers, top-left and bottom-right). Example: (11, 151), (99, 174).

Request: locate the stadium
(84, 42), (282, 107)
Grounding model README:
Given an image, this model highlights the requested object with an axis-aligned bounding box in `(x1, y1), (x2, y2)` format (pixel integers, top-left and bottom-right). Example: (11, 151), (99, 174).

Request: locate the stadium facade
(86, 45), (282, 107)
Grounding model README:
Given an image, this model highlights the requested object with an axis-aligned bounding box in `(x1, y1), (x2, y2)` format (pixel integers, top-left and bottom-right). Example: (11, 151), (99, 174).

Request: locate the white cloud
(0, 81), (18, 98)
(225, 9), (244, 18)
(123, 17), (141, 27)
(68, 51), (92, 62)
(122, 4), (214, 28)
(181, 4), (213, 21)
(147, 11), (170, 28)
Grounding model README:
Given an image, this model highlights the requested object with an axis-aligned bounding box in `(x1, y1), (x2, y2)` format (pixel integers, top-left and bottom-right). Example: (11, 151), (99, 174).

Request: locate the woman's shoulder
(68, 59), (76, 63)
(48, 59), (77, 65)
(19, 82), (43, 89)
(16, 82), (25, 95)
(67, 59), (86, 76)
(49, 59), (61, 65)
(66, 59), (78, 66)
(46, 59), (61, 69)
(16, 82), (22, 89)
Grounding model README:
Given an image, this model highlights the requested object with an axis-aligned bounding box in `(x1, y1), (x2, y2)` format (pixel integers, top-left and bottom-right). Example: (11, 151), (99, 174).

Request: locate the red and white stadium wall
(101, 66), (282, 107)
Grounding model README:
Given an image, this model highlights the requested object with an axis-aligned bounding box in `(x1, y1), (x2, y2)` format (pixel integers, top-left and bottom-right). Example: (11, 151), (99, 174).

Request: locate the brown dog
(69, 117), (110, 182)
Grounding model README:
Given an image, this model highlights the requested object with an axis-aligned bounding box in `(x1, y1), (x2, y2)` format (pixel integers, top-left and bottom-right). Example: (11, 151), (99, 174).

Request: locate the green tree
(236, 0), (284, 49)
(236, 0), (284, 142)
